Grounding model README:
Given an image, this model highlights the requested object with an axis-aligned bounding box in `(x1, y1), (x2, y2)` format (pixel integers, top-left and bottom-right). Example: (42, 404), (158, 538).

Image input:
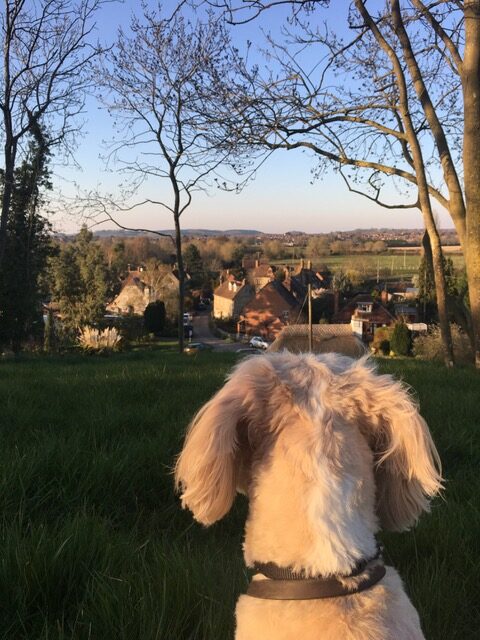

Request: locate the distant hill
(91, 228), (265, 238)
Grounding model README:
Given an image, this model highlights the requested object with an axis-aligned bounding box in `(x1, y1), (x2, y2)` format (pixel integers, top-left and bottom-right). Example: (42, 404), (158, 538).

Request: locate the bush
(379, 339), (391, 356)
(372, 326), (392, 352)
(78, 326), (122, 353)
(390, 321), (412, 356)
(144, 301), (166, 336)
(413, 324), (473, 364)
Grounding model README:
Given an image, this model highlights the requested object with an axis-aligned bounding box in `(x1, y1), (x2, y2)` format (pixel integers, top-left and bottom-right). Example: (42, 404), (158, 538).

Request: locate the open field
(274, 252), (465, 282)
(0, 351), (478, 639)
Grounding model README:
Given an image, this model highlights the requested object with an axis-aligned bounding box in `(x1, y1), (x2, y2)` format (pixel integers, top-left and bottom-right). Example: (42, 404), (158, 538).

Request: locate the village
(102, 248), (428, 357)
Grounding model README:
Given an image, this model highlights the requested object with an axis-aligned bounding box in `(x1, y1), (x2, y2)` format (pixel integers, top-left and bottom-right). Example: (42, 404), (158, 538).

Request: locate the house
(246, 260), (276, 292)
(107, 266), (185, 316)
(332, 293), (395, 342)
(394, 303), (418, 323)
(268, 324), (365, 357)
(107, 270), (151, 315)
(213, 275), (254, 320)
(287, 260), (330, 303)
(242, 255), (269, 270)
(237, 280), (303, 341)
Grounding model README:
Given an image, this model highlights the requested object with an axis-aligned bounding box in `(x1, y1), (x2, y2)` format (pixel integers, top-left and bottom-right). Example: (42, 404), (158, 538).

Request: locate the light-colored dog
(175, 352), (442, 640)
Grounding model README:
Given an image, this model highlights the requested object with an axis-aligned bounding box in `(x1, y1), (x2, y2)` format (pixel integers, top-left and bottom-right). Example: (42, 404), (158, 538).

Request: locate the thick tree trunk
(463, 0), (480, 367)
(422, 230), (455, 366)
(0, 146), (15, 268)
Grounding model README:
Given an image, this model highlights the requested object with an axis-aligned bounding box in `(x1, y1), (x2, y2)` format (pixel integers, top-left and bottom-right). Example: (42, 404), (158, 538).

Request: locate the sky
(52, 0), (453, 235)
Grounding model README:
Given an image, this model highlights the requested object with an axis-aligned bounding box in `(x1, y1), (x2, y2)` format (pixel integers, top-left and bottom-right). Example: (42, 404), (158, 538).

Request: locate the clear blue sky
(54, 0), (452, 235)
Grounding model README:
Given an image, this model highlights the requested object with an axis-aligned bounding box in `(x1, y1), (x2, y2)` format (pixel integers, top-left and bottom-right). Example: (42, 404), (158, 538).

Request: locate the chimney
(381, 289), (389, 304)
(300, 258), (304, 269)
(255, 259), (259, 268)
(307, 260), (312, 270)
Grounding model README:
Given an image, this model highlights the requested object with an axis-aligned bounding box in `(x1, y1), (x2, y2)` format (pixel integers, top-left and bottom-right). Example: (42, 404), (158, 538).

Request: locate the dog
(175, 352), (442, 639)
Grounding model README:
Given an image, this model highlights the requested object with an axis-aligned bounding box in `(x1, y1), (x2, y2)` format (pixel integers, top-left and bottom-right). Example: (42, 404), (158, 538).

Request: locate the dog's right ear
(174, 356), (278, 526)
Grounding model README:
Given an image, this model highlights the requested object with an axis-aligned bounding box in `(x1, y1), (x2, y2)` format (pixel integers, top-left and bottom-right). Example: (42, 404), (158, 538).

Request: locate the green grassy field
(273, 252), (465, 282)
(0, 351), (478, 639)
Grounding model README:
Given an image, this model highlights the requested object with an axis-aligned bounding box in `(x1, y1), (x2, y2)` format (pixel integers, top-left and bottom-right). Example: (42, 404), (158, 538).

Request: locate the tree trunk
(0, 146), (15, 268)
(173, 212), (185, 354)
(422, 230), (455, 366)
(463, 0), (480, 367)
(357, 0), (455, 366)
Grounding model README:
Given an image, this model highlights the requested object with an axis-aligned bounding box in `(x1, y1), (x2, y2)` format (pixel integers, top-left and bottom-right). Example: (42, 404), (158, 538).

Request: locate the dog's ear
(337, 361), (443, 531)
(174, 356), (279, 526)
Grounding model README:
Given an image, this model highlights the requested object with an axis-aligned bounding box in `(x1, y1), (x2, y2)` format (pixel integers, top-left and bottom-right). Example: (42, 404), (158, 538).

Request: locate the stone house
(107, 270), (151, 315)
(213, 275), (254, 320)
(107, 267), (183, 317)
(237, 280), (303, 341)
(246, 260), (276, 292)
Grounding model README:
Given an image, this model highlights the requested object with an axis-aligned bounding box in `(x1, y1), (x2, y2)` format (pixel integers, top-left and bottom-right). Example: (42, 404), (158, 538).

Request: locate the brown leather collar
(246, 546), (386, 600)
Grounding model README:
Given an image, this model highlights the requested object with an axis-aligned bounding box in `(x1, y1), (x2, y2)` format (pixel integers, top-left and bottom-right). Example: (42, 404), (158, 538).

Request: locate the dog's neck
(243, 426), (379, 577)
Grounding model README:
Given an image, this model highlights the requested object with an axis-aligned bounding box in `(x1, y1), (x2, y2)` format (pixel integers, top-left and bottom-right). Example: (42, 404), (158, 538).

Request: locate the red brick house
(332, 294), (395, 342)
(237, 280), (303, 341)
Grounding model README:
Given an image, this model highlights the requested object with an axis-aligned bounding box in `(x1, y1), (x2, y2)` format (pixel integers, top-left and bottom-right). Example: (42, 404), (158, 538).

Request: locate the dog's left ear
(337, 362), (443, 532)
(174, 356), (279, 526)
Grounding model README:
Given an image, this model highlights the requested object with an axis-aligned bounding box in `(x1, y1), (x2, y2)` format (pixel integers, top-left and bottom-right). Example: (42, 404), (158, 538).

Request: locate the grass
(0, 351), (478, 639)
(272, 252), (465, 281)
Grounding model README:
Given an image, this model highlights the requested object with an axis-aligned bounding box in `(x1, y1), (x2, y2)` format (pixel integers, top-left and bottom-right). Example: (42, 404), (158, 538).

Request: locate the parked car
(249, 336), (269, 350)
(184, 342), (212, 355)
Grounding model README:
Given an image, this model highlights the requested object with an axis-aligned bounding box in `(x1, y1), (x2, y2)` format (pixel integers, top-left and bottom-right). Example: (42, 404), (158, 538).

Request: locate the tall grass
(0, 352), (478, 639)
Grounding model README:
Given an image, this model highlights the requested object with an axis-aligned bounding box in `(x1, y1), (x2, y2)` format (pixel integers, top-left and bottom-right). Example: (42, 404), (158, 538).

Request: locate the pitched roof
(248, 264), (273, 278)
(269, 280), (300, 308)
(242, 256), (269, 269)
(289, 268), (325, 299)
(268, 324), (365, 357)
(121, 271), (146, 291)
(214, 280), (246, 300)
(241, 280), (300, 314)
(332, 294), (395, 324)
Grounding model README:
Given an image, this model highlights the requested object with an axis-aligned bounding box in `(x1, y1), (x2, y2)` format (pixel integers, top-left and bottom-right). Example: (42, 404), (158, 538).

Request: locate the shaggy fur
(175, 352), (442, 640)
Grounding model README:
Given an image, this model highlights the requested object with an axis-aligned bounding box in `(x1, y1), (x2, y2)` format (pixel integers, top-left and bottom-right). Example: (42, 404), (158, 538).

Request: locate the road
(191, 311), (245, 352)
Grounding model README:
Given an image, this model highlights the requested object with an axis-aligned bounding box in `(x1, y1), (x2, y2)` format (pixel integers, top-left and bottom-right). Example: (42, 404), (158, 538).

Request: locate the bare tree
(213, 0), (480, 366)
(0, 0), (105, 269)
(94, 4), (242, 351)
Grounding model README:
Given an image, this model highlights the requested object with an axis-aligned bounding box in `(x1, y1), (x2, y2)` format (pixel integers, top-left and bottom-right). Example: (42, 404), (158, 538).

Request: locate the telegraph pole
(308, 283), (313, 351)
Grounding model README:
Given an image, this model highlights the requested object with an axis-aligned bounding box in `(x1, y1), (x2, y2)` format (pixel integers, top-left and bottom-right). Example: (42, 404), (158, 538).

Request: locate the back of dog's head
(175, 352), (442, 533)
